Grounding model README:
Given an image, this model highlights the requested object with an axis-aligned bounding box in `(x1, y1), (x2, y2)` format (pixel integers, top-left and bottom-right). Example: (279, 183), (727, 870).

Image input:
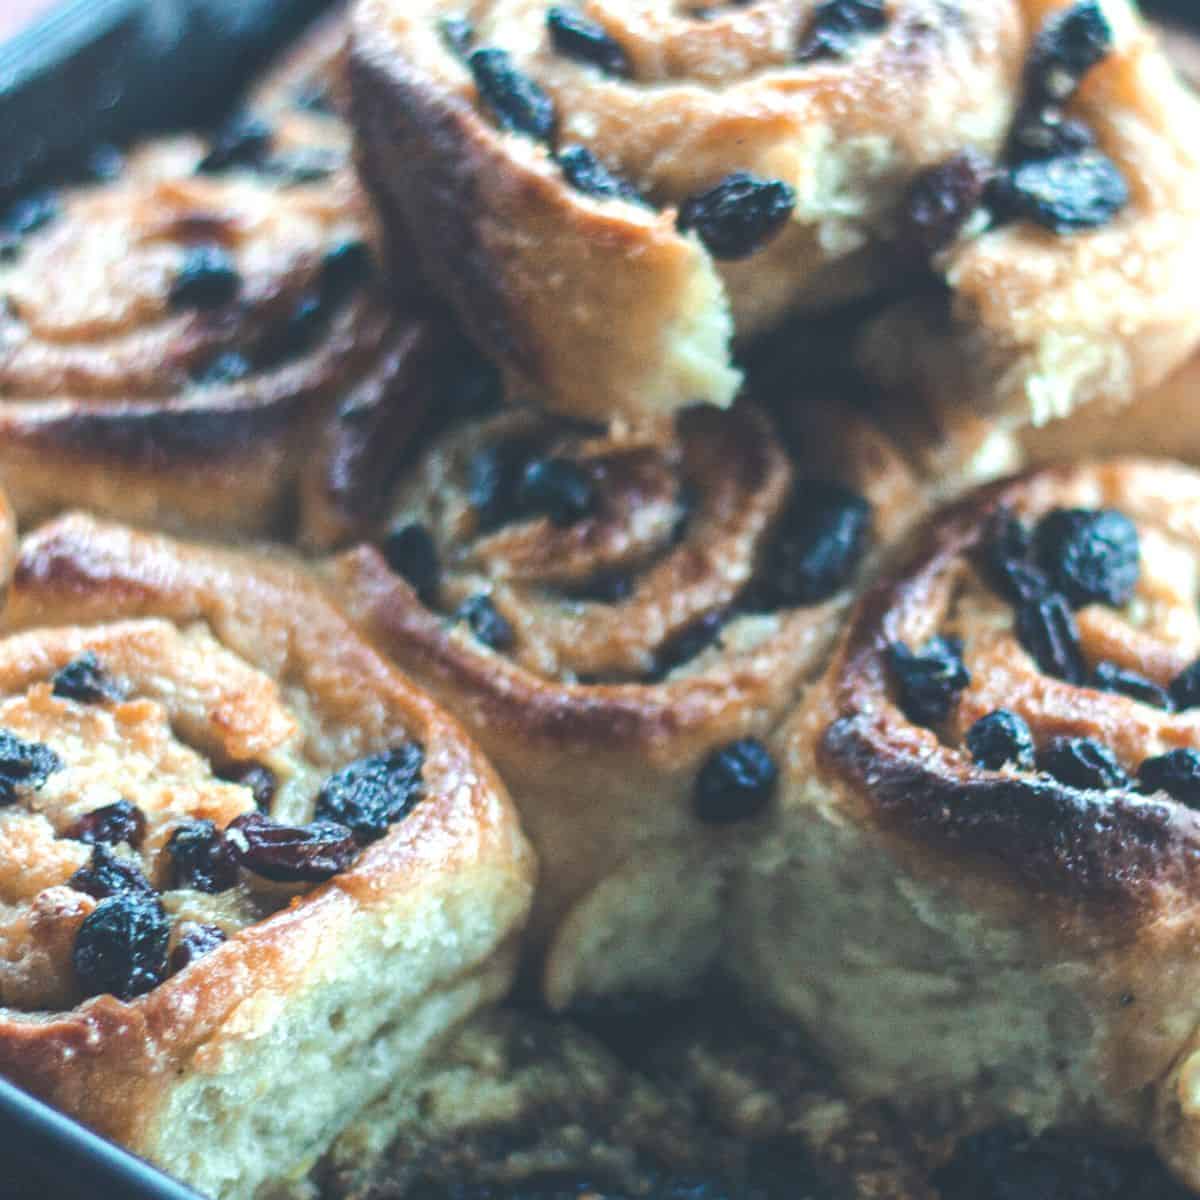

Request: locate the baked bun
(0, 514), (534, 1199)
(325, 391), (935, 1010)
(728, 459), (1200, 1192)
(861, 0), (1200, 430)
(0, 25), (431, 548)
(347, 0), (1026, 426)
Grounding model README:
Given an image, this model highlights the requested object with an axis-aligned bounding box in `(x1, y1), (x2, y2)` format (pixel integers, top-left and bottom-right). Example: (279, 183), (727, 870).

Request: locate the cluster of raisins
(901, 1), (1127, 253)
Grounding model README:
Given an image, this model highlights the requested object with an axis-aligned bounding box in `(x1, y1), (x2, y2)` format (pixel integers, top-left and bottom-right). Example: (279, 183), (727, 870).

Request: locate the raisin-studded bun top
(0, 16), (433, 548)
(349, 0), (1025, 424)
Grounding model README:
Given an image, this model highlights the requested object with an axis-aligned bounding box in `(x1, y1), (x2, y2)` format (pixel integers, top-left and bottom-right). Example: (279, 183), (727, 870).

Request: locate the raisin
(469, 438), (537, 530)
(469, 48), (557, 143)
(993, 151), (1129, 234)
(382, 523), (441, 605)
(169, 922), (227, 974)
(225, 812), (360, 882)
(170, 245), (241, 310)
(570, 570), (635, 604)
(889, 637), (970, 727)
(73, 893), (170, 1001)
(1039, 736), (1129, 791)
(221, 763), (278, 811)
(69, 844), (156, 900)
(166, 819), (238, 894)
(314, 744), (425, 844)
(1092, 661), (1171, 711)
(966, 709), (1036, 771)
(191, 350), (252, 387)
(1025, 1), (1113, 110)
(2, 189), (60, 239)
(440, 15), (476, 58)
(693, 738), (777, 824)
(321, 239), (373, 307)
(796, 0), (887, 63)
(547, 7), (631, 77)
(651, 610), (728, 681)
(762, 481), (871, 607)
(1016, 592), (1086, 684)
(67, 800), (146, 849)
(435, 341), (504, 420)
(517, 457), (596, 526)
(1171, 659), (1200, 711)
(197, 112), (274, 173)
(457, 595), (516, 651)
(51, 651), (124, 703)
(900, 150), (992, 258)
(0, 729), (63, 804)
(1010, 109), (1097, 162)
(677, 173), (796, 260)
(1139, 749), (1200, 809)
(980, 508), (1051, 603)
(557, 145), (642, 203)
(1033, 508), (1140, 609)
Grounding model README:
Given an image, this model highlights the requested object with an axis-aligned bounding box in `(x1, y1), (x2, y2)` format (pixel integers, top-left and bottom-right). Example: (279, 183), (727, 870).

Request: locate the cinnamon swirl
(0, 514), (534, 1199)
(326, 394), (930, 1009)
(728, 459), (1200, 1193)
(347, 0), (1026, 425)
(0, 20), (431, 548)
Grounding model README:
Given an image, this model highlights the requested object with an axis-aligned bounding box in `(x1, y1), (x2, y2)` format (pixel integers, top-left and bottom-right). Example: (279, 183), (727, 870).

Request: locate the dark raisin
(382, 523), (441, 605)
(1016, 592), (1087, 684)
(457, 595), (516, 651)
(1033, 508), (1140, 609)
(73, 893), (170, 1001)
(51, 651), (123, 703)
(68, 844), (156, 900)
(1092, 661), (1171, 711)
(315, 744), (425, 844)
(1171, 659), (1200, 711)
(191, 350), (252, 387)
(197, 112), (274, 173)
(440, 15), (476, 58)
(225, 812), (360, 882)
(0, 729), (63, 804)
(1010, 109), (1097, 161)
(169, 922), (227, 974)
(469, 48), (557, 143)
(1039, 736), (1129, 791)
(889, 637), (971, 727)
(166, 819), (238, 894)
(677, 173), (796, 260)
(469, 438), (537, 531)
(570, 570), (635, 604)
(981, 509), (1053, 604)
(557, 145), (642, 203)
(1025, 1), (1113, 109)
(435, 342), (504, 420)
(2, 189), (60, 238)
(693, 738), (777, 824)
(517, 457), (596, 526)
(796, 0), (888, 63)
(900, 150), (992, 258)
(651, 610), (727, 680)
(221, 763), (278, 811)
(966, 709), (1036, 771)
(321, 239), (373, 307)
(547, 7), (631, 77)
(763, 480), (871, 607)
(1139, 749), (1200, 808)
(994, 151), (1129, 234)
(67, 800), (147, 849)
(170, 245), (241, 310)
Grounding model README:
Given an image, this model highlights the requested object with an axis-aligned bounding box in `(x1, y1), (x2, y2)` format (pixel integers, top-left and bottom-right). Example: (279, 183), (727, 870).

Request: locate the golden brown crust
(0, 514), (535, 1196)
(860, 1), (1200, 431)
(0, 24), (430, 549)
(729, 459), (1200, 1193)
(325, 396), (938, 1009)
(348, 0), (1024, 425)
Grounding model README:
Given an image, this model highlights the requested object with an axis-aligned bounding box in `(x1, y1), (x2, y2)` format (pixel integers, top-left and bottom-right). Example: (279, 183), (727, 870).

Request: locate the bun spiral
(0, 513), (534, 1199)
(327, 394), (930, 1008)
(729, 459), (1200, 1192)
(348, 0), (1026, 425)
(0, 26), (431, 547)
